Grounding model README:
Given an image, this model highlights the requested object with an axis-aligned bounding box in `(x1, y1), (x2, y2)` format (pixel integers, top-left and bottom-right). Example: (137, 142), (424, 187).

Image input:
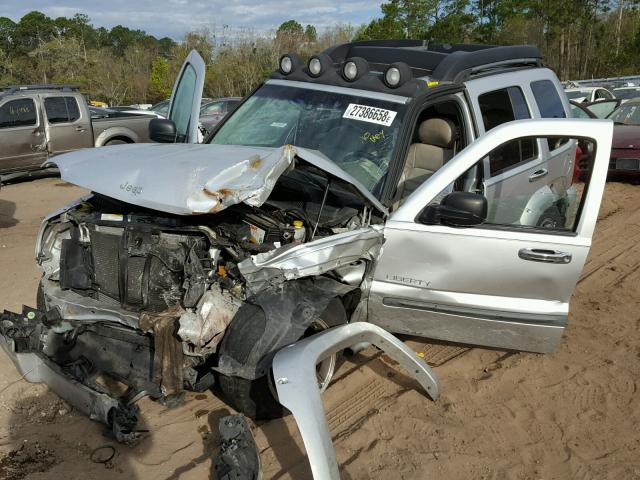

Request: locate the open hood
(52, 143), (387, 216)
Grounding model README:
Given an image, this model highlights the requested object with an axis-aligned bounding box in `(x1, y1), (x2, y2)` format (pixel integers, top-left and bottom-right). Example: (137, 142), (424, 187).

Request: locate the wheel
(217, 298), (346, 420)
(537, 206), (564, 230)
(105, 139), (128, 146)
(36, 279), (46, 311)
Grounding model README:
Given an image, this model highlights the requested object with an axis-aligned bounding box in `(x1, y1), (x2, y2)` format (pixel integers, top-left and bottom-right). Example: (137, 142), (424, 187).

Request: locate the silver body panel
(466, 68), (575, 228)
(369, 118), (612, 352)
(239, 227), (383, 294)
(273, 322), (439, 480)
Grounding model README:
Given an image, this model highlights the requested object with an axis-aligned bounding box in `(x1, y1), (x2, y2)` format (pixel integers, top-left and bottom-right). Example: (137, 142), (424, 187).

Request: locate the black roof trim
(431, 45), (542, 82)
(322, 40), (543, 81)
(270, 40), (544, 97)
(0, 84), (80, 95)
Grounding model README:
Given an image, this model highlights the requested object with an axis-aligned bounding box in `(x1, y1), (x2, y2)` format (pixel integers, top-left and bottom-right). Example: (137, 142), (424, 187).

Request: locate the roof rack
(0, 84), (81, 95)
(323, 40), (543, 82)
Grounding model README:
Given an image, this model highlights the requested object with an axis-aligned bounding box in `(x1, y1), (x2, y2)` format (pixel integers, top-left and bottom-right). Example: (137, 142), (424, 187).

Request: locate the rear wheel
(537, 206), (564, 229)
(217, 298), (346, 420)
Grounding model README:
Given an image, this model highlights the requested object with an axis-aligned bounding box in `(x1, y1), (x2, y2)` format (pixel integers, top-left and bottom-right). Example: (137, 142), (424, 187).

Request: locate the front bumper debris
(215, 415), (262, 480)
(0, 306), (142, 443)
(272, 322), (440, 480)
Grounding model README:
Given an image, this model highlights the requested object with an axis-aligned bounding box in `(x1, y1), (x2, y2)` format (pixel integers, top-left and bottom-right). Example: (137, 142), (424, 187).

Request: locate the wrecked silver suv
(1, 41), (612, 442)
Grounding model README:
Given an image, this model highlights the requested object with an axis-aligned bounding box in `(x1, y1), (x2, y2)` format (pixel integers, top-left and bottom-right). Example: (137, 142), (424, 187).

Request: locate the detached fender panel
(272, 322), (439, 480)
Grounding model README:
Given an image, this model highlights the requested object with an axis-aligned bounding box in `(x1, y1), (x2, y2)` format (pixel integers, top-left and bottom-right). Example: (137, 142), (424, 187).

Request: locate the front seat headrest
(418, 118), (456, 148)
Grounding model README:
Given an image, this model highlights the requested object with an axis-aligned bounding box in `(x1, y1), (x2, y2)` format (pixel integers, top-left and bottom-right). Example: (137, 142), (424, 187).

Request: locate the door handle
(528, 168), (548, 182)
(518, 248), (572, 264)
(75, 126), (87, 132)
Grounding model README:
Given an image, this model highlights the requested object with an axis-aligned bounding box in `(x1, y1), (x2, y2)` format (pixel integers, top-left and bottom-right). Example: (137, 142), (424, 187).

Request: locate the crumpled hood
(53, 143), (387, 216)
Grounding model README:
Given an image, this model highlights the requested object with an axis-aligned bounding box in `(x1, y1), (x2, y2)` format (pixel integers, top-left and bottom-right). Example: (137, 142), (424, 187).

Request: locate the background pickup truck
(0, 85), (154, 177)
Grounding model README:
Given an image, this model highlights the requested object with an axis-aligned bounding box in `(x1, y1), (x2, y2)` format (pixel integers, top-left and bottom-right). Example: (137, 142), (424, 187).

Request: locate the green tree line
(1, 4), (639, 105)
(357, 0), (640, 80)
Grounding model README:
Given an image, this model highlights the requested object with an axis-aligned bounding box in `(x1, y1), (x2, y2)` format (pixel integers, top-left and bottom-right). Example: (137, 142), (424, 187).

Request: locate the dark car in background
(150, 99), (170, 116)
(606, 100), (640, 177)
(198, 97), (241, 135)
(150, 97), (214, 118)
(572, 99), (640, 179)
(613, 86), (640, 102)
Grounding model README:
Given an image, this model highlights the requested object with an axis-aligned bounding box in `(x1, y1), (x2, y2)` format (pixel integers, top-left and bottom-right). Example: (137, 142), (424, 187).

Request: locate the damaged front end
(0, 144), (386, 439)
(0, 306), (141, 443)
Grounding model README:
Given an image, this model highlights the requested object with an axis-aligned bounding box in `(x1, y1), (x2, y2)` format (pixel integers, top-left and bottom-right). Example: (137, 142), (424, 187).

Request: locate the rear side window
(479, 87), (538, 176)
(531, 80), (566, 119)
(0, 99), (37, 128)
(531, 80), (569, 150)
(44, 97), (81, 124)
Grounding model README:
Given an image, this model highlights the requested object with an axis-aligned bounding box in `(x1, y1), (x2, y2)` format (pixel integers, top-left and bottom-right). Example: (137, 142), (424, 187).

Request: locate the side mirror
(149, 118), (177, 143)
(419, 192), (487, 227)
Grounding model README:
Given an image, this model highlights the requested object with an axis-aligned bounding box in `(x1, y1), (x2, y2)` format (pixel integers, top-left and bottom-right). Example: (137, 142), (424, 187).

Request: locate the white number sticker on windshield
(343, 103), (397, 126)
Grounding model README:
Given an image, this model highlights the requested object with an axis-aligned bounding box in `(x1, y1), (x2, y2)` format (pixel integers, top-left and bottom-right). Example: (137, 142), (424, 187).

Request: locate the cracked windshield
(211, 83), (407, 195)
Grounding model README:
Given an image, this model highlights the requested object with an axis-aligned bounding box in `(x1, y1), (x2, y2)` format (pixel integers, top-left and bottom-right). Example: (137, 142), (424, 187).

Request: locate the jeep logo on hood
(120, 181), (143, 196)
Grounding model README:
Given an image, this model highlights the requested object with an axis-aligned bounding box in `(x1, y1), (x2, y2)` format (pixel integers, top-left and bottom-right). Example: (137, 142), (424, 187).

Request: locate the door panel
(43, 96), (93, 155)
(368, 118), (612, 353)
(0, 97), (47, 173)
(168, 50), (206, 143)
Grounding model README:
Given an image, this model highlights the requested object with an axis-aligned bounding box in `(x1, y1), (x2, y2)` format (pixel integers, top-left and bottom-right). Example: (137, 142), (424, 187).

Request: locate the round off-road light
(307, 53), (333, 78)
(344, 61), (358, 80)
(383, 62), (412, 88)
(309, 57), (322, 76)
(342, 57), (369, 82)
(278, 53), (303, 75)
(385, 67), (401, 87)
(280, 56), (293, 74)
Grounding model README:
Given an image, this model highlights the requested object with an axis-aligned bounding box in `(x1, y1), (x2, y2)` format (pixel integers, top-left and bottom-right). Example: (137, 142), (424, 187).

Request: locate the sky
(0, 0), (382, 39)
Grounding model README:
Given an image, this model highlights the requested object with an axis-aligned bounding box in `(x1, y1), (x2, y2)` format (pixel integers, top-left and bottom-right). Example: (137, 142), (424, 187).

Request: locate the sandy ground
(0, 177), (639, 479)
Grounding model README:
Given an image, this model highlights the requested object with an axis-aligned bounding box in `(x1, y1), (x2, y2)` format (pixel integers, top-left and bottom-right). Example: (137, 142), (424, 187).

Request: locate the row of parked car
(0, 84), (241, 181)
(2, 77), (638, 181)
(564, 84), (640, 103)
(567, 93), (640, 178)
(98, 96), (242, 136)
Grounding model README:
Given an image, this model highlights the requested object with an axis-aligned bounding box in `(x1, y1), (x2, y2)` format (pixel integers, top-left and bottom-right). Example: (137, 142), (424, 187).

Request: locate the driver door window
(169, 64), (197, 140)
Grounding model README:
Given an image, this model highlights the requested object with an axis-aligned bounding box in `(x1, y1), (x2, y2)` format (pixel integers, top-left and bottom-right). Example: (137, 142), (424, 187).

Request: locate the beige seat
(398, 118), (457, 199)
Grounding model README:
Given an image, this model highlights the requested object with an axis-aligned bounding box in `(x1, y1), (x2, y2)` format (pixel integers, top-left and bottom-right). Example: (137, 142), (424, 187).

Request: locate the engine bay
(46, 183), (366, 316)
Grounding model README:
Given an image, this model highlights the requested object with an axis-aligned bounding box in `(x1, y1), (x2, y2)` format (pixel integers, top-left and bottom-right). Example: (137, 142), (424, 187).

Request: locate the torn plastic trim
(35, 194), (91, 263)
(238, 227), (383, 294)
(178, 286), (242, 357)
(215, 277), (355, 380)
(0, 310), (140, 444)
(272, 322), (439, 480)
